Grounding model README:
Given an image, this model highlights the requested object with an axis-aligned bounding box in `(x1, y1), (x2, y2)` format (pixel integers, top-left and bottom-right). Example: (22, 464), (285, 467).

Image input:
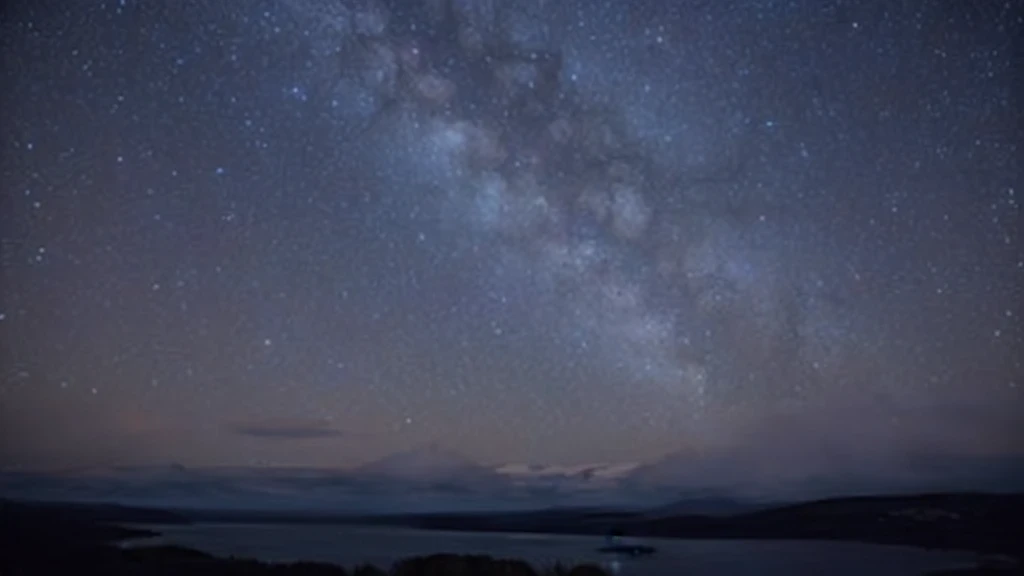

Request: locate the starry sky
(0, 0), (1021, 477)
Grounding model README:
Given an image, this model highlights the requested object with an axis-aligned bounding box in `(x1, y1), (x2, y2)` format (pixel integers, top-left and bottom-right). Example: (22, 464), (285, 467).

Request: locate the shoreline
(1, 503), (612, 576)
(111, 521), (1013, 576)
(3, 497), (1021, 575)
(5, 523), (1015, 576)
(121, 497), (1024, 561)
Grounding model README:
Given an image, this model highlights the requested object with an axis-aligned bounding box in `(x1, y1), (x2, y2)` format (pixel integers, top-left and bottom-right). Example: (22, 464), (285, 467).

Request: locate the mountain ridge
(352, 443), (500, 484)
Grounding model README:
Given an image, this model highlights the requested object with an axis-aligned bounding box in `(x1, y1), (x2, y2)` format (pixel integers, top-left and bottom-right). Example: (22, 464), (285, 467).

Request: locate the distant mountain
(0, 455), (638, 514)
(495, 462), (640, 482)
(71, 463), (193, 480)
(353, 444), (501, 486)
(642, 493), (760, 517)
(624, 449), (748, 491)
(7, 449), (1020, 518)
(624, 449), (1024, 501)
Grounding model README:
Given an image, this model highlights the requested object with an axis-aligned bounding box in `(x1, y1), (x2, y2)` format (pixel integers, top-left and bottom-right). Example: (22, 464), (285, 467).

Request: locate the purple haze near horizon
(0, 0), (1021, 500)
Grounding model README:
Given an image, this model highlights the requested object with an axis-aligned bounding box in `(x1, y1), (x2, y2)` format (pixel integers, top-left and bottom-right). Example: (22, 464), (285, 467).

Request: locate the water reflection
(122, 523), (974, 576)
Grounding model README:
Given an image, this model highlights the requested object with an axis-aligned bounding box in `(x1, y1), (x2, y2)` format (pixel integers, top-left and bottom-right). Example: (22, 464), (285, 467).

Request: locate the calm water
(124, 523), (976, 575)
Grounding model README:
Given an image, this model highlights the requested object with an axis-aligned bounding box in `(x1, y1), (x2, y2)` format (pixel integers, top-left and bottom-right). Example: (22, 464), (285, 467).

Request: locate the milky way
(0, 0), (1020, 477)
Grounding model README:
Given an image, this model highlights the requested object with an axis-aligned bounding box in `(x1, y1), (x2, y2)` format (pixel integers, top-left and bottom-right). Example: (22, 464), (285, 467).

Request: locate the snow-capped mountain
(495, 462), (640, 482)
(4, 445), (1019, 515)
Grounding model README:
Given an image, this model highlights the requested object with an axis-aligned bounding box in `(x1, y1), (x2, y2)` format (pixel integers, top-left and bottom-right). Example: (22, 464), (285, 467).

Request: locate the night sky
(1, 0), (1021, 478)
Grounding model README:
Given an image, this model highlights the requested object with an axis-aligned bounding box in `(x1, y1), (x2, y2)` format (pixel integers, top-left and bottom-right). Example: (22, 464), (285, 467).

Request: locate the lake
(123, 523), (976, 575)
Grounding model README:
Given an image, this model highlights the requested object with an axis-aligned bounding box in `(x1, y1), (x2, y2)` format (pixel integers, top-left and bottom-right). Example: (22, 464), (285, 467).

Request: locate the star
(0, 0), (1017, 485)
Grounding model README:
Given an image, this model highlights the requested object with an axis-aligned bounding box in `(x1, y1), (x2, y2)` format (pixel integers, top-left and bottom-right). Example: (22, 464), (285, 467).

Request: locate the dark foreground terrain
(2, 496), (1022, 575)
(184, 492), (1024, 559)
(355, 492), (1024, 559)
(0, 499), (608, 576)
